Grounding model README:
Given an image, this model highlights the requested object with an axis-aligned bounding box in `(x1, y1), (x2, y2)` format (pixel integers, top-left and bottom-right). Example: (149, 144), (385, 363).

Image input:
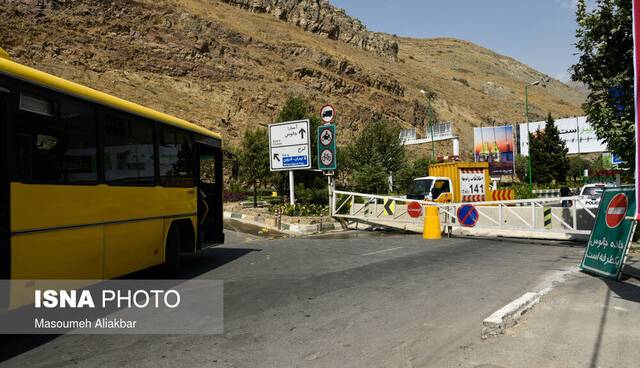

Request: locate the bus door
(197, 142), (224, 246)
(0, 81), (10, 279)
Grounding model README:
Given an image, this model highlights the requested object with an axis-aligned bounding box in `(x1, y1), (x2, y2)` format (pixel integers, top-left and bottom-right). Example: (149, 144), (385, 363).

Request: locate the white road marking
(361, 247), (404, 256)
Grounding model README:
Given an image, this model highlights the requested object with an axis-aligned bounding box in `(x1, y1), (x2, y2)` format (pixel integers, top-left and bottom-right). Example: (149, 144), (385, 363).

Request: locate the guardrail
(437, 196), (596, 236)
(331, 190), (598, 238)
(332, 190), (435, 225)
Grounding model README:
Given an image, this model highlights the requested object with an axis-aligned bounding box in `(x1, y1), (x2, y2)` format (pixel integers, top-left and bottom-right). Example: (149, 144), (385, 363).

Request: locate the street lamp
(524, 78), (548, 191)
(420, 90), (436, 162)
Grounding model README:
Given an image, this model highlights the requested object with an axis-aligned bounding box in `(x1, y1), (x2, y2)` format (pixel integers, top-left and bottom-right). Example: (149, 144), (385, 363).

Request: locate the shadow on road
(588, 275), (640, 368)
(125, 246), (261, 280)
(0, 246), (260, 363)
(604, 276), (640, 303)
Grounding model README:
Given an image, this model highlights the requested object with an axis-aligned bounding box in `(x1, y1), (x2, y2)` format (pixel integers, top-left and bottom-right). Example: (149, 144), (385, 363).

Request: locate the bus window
(61, 99), (97, 183)
(104, 113), (155, 184)
(200, 154), (215, 184)
(159, 126), (194, 187)
(15, 93), (63, 183)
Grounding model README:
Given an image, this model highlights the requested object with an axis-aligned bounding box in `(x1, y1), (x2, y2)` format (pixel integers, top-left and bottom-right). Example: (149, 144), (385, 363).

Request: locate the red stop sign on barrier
(407, 201), (423, 218)
(606, 193), (628, 228)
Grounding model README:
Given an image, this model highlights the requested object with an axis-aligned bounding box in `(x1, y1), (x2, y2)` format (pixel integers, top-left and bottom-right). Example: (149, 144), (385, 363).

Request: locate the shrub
(270, 204), (329, 217)
(224, 192), (247, 202)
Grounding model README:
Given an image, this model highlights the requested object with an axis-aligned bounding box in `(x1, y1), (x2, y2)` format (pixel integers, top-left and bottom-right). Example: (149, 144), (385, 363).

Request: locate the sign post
(634, 0), (640, 220)
(580, 187), (637, 280)
(269, 119), (311, 205)
(319, 105), (337, 210)
(317, 125), (337, 171)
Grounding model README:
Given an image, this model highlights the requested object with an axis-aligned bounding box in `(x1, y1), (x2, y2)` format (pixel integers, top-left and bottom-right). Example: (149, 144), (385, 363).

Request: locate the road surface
(0, 230), (585, 367)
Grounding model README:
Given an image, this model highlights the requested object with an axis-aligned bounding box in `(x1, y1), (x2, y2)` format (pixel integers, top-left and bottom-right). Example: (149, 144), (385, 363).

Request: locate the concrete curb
(481, 266), (579, 339)
(224, 211), (344, 235)
(482, 292), (540, 339)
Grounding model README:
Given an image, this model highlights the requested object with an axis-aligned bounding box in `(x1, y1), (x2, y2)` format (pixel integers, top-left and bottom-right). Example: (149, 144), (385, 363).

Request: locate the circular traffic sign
(606, 193), (628, 228)
(457, 204), (479, 227)
(320, 149), (334, 166)
(407, 201), (423, 218)
(319, 127), (334, 146)
(320, 104), (335, 123)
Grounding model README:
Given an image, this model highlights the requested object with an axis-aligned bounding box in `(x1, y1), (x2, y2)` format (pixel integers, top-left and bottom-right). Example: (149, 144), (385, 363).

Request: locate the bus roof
(0, 57), (221, 140)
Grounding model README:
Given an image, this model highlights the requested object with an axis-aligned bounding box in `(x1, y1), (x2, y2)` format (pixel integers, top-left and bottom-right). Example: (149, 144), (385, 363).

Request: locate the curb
(481, 266), (578, 339)
(224, 211), (344, 235)
(481, 292), (540, 339)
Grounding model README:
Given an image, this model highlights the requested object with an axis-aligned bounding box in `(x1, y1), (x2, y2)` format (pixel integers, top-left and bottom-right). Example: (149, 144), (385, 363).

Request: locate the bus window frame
(0, 75), (12, 282)
(6, 75), (220, 190)
(12, 80), (101, 186)
(101, 108), (159, 187)
(157, 124), (195, 188)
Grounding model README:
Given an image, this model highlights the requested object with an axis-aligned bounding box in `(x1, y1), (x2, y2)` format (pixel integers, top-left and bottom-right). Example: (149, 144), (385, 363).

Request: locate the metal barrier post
(544, 207), (552, 229)
(572, 201), (578, 230)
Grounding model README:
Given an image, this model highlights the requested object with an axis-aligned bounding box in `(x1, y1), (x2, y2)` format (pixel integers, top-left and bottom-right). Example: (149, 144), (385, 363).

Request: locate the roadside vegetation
(231, 79), (631, 214)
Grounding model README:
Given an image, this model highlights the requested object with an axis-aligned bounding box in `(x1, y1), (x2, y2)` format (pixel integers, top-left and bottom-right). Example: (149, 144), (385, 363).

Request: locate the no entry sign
(457, 204), (479, 227)
(581, 187), (637, 280)
(606, 193), (628, 228)
(407, 201), (422, 218)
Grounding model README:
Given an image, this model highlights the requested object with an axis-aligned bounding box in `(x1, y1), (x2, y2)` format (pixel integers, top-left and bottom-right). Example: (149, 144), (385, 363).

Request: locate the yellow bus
(0, 51), (224, 282)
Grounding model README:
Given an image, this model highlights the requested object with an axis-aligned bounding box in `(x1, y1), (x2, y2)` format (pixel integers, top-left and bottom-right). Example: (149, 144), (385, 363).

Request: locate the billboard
(473, 125), (514, 176)
(519, 116), (607, 155)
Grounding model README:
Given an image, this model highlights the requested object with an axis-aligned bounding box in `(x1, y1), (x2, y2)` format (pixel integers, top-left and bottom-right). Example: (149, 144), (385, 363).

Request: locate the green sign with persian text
(580, 187), (636, 280)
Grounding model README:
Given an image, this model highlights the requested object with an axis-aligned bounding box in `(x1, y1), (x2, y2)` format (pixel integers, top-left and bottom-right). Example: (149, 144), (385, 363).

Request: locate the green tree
(346, 120), (406, 193)
(352, 163), (389, 194)
(568, 155), (588, 181)
(530, 114), (569, 184)
(396, 156), (432, 193)
(589, 155), (613, 175)
(239, 128), (270, 207)
(571, 0), (634, 168)
(514, 154), (528, 182)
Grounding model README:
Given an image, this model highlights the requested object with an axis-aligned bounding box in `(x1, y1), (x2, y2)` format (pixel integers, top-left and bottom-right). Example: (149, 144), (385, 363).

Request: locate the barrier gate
(331, 190), (598, 240)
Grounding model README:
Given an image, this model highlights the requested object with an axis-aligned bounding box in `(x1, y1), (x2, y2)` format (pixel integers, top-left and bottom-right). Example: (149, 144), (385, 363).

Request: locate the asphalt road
(0, 229), (585, 368)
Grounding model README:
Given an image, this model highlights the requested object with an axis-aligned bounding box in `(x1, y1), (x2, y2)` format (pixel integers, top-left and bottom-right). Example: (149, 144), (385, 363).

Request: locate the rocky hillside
(0, 0), (585, 158)
(219, 0), (399, 58)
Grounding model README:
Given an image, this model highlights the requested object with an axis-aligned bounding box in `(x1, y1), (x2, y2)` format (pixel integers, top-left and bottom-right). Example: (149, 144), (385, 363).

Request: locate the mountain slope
(0, 0), (585, 158)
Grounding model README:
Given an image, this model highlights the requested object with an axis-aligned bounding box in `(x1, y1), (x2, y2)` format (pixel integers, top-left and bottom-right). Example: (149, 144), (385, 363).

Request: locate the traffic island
(223, 205), (345, 236)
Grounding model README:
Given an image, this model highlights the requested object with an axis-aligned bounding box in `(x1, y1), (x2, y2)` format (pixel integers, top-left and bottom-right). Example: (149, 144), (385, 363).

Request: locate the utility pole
(576, 116), (581, 154)
(525, 83), (533, 192)
(429, 108), (436, 162)
(289, 171), (295, 205)
(420, 89), (436, 162)
(524, 79), (547, 192)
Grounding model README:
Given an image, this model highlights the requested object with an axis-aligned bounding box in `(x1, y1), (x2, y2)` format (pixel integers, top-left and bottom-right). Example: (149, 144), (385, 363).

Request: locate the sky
(330, 0), (584, 82)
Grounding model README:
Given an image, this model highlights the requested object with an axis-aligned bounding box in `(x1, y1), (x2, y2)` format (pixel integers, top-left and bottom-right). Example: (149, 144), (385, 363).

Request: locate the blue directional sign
(283, 155), (308, 167)
(457, 204), (479, 227)
(612, 153), (624, 166)
(268, 119), (311, 171)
